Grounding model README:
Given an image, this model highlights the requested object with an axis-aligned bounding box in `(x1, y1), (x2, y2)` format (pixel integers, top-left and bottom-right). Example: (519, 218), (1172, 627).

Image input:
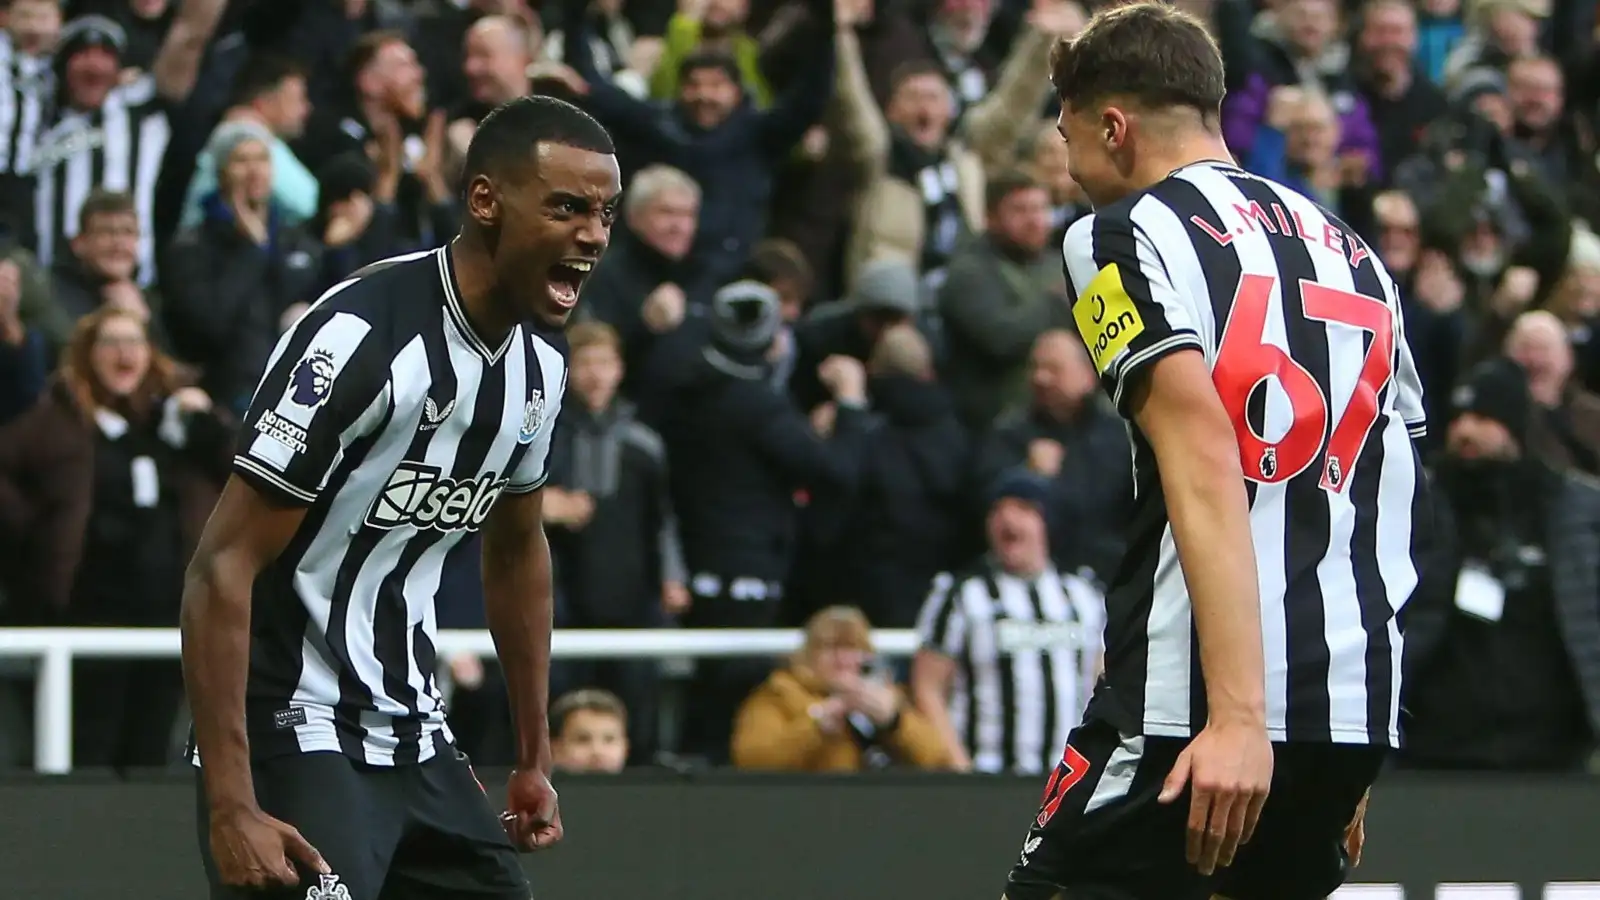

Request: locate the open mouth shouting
(547, 259), (595, 310)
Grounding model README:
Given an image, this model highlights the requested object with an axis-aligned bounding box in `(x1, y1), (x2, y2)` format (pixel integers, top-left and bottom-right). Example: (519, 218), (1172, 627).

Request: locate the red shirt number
(1213, 273), (1395, 494)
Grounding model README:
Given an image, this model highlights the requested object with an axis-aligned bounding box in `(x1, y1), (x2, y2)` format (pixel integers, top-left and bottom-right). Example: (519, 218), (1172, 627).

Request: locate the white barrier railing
(0, 627), (920, 774)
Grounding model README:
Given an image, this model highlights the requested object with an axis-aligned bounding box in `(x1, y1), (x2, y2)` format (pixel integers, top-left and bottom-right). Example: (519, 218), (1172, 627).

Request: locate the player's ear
(466, 174), (500, 228)
(1102, 108), (1128, 150)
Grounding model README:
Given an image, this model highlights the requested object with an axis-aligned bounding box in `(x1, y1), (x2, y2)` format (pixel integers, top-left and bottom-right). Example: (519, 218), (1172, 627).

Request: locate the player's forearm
(482, 524), (555, 774)
(1163, 446), (1267, 725)
(179, 550), (257, 813)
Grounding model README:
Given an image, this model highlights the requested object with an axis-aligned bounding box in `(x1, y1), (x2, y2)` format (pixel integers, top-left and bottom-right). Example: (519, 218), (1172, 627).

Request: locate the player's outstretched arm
(1127, 352), (1273, 877)
(481, 488), (563, 852)
(180, 477), (329, 887)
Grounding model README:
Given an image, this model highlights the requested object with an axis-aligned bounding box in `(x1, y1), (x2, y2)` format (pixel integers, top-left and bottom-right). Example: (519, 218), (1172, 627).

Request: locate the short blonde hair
(795, 606), (873, 667)
(624, 165), (700, 220)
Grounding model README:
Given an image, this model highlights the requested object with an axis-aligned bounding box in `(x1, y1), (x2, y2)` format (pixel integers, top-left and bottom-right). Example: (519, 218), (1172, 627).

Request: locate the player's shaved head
(462, 94), (614, 190)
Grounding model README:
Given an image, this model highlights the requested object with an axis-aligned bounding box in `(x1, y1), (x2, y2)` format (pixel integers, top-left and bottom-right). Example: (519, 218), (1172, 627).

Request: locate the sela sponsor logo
(995, 619), (1083, 654)
(1336, 883), (1600, 899)
(254, 409), (308, 455)
(365, 461), (507, 532)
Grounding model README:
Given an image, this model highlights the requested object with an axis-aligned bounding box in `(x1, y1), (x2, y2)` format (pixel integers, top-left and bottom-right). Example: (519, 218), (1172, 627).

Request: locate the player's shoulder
(1061, 193), (1148, 264)
(305, 249), (444, 322)
(283, 249), (449, 366)
(526, 323), (570, 363)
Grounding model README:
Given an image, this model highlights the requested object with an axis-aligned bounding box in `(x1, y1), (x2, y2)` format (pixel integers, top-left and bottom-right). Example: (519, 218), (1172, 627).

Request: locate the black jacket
(547, 401), (687, 627)
(971, 400), (1133, 583)
(833, 376), (970, 628)
(658, 350), (870, 620)
(580, 228), (715, 391)
(1404, 462), (1600, 770)
(161, 205), (323, 412)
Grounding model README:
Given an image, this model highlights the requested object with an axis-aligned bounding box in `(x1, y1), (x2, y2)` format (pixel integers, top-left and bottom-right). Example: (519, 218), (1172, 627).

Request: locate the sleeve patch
(1072, 263), (1146, 375)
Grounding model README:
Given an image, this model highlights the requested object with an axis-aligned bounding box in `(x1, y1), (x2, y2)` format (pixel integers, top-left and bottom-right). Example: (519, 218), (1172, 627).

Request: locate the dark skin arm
(179, 477), (330, 888)
(481, 487), (564, 850)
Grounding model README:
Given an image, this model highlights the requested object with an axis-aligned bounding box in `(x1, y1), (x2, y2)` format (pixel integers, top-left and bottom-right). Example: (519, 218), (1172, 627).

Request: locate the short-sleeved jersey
(916, 564), (1106, 774)
(218, 246), (566, 766)
(1062, 161), (1428, 748)
(31, 74), (170, 284)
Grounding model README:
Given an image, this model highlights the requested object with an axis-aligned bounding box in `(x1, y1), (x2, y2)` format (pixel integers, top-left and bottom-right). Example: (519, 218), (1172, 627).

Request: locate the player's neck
(1130, 131), (1235, 191)
(447, 237), (517, 346)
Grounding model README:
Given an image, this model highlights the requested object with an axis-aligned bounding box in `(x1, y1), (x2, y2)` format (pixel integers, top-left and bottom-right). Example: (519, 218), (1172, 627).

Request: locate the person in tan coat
(731, 605), (951, 771)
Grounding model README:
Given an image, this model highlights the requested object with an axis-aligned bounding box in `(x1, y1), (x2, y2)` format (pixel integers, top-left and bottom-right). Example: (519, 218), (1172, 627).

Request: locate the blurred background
(0, 0), (1598, 891)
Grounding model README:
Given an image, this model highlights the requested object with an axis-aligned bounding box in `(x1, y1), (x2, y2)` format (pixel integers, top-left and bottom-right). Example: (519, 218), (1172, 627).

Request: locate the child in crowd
(550, 688), (630, 774)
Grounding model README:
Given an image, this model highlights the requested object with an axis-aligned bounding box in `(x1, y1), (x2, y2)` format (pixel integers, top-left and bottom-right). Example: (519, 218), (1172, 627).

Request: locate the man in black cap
(1403, 357), (1600, 773)
(29, 1), (223, 284)
(656, 278), (874, 762)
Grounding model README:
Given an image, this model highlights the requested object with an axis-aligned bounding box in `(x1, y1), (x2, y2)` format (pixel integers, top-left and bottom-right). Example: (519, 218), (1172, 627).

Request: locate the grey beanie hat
(849, 258), (920, 316)
(207, 120), (275, 165)
(708, 279), (783, 356)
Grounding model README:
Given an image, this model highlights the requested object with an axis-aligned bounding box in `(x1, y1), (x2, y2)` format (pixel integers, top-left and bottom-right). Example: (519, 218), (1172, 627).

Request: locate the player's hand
(503, 768), (563, 851)
(209, 805), (329, 888)
(1344, 788), (1370, 868)
(1157, 719), (1273, 876)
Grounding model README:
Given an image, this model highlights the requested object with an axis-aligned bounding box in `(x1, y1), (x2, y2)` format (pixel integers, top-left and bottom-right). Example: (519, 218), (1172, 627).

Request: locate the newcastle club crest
(305, 873), (351, 900)
(518, 390), (545, 444)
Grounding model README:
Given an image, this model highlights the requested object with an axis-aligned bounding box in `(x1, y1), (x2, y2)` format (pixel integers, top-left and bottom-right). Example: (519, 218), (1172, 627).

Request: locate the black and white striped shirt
(1061, 160), (1429, 748)
(916, 563), (1105, 775)
(0, 38), (47, 177)
(210, 246), (566, 767)
(31, 74), (169, 283)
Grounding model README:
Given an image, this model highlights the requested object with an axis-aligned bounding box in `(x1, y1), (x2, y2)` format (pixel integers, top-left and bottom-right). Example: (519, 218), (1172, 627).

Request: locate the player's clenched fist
(503, 768), (564, 852)
(210, 805), (329, 887)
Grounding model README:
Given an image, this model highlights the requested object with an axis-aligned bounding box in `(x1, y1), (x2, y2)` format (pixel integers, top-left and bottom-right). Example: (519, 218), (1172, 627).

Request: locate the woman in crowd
(731, 605), (949, 771)
(0, 307), (234, 770)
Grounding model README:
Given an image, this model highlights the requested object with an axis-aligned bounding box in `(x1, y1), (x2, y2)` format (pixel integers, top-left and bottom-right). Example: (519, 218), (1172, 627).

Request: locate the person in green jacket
(650, 0), (774, 106)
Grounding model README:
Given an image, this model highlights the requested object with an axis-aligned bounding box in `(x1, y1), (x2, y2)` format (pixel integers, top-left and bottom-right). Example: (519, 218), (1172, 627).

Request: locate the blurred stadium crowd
(0, 0), (1597, 778)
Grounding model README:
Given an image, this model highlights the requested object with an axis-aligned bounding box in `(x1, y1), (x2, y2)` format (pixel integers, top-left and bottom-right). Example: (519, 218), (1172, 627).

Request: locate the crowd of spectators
(0, 0), (1597, 777)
